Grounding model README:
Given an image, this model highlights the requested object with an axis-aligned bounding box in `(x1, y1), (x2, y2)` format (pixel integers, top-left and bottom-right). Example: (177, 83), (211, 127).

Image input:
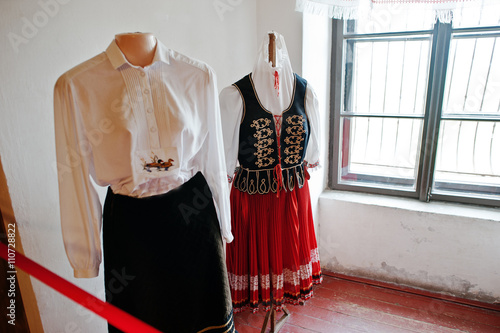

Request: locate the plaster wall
(0, 1), (257, 331)
(318, 192), (500, 304)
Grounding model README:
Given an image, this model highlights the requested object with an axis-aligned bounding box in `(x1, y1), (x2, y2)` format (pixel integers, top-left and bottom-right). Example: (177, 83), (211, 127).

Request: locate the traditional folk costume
(55, 39), (235, 332)
(220, 32), (322, 313)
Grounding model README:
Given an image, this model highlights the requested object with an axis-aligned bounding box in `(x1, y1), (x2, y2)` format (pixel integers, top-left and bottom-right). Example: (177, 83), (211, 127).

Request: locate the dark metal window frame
(329, 19), (500, 208)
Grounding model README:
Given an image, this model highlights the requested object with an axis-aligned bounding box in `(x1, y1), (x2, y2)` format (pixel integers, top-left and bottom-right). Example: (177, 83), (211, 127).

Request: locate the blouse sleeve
(54, 75), (103, 278)
(199, 69), (233, 243)
(219, 85), (244, 182)
(305, 84), (321, 170)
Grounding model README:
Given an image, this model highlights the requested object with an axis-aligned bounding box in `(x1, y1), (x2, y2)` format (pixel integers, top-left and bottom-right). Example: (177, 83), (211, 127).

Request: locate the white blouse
(54, 39), (232, 278)
(220, 32), (321, 179)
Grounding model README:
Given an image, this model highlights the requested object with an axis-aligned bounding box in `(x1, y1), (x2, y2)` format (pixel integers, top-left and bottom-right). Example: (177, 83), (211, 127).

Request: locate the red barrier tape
(0, 242), (162, 333)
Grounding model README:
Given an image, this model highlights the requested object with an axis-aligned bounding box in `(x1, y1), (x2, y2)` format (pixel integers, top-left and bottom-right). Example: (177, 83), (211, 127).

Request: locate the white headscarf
(251, 31), (296, 116)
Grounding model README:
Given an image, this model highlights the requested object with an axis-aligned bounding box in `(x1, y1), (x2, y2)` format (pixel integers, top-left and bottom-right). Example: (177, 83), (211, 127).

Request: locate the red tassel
(274, 70), (279, 96)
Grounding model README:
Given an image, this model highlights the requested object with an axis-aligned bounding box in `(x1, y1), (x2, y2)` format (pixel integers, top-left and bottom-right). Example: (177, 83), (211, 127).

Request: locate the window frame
(329, 19), (500, 208)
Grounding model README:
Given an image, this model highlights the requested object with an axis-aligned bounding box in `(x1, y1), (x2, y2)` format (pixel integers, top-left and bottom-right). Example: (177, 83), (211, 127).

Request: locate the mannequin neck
(268, 32), (276, 67)
(115, 32), (157, 67)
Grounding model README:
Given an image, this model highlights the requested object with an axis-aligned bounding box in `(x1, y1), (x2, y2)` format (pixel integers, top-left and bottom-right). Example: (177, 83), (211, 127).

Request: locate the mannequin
(115, 32), (157, 67)
(54, 32), (235, 332)
(220, 32), (322, 332)
(268, 32), (276, 67)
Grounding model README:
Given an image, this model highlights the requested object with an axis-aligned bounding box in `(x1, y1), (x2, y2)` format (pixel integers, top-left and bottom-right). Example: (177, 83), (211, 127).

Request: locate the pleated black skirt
(103, 172), (235, 333)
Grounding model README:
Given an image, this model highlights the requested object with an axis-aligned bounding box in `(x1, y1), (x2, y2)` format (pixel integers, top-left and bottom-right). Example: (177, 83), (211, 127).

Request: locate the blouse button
(140, 72), (146, 77)
(150, 127), (157, 132)
(144, 89), (150, 94)
(147, 108), (153, 113)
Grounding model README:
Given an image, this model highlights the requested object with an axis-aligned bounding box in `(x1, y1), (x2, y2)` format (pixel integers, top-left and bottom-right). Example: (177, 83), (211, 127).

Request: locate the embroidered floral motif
(258, 138), (274, 147)
(256, 157), (275, 168)
(261, 274), (271, 290)
(284, 155), (301, 164)
(284, 115), (306, 167)
(141, 153), (174, 172)
(311, 248), (320, 263)
(286, 114), (305, 125)
(284, 146), (303, 155)
(285, 126), (305, 136)
(254, 147), (274, 159)
(307, 161), (320, 169)
(284, 136), (304, 145)
(228, 272), (249, 291)
(251, 118), (271, 129)
(253, 128), (273, 138)
(272, 273), (284, 290)
(251, 118), (275, 168)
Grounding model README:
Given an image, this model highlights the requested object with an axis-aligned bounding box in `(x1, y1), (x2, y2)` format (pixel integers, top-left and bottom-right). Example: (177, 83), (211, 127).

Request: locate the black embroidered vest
(232, 73), (310, 194)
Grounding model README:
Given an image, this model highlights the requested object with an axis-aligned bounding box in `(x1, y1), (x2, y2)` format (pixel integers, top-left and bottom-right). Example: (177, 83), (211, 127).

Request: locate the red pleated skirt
(226, 177), (322, 313)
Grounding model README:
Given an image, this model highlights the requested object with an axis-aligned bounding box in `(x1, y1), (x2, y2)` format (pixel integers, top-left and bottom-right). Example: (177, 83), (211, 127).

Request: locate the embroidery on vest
(284, 115), (306, 166)
(233, 74), (310, 195)
(284, 136), (304, 145)
(251, 118), (275, 168)
(284, 146), (303, 155)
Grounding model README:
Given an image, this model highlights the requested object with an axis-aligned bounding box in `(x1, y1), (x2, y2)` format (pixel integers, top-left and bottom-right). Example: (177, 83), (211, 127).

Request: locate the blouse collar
(105, 39), (170, 70)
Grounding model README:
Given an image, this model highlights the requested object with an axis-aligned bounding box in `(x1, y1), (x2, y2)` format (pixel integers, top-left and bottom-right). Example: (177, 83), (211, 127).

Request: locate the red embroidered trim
(274, 115), (282, 137)
(307, 161), (320, 169)
(274, 70), (279, 96)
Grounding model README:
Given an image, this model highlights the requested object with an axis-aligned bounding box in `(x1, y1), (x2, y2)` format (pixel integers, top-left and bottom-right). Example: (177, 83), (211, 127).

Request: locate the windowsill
(319, 190), (500, 222)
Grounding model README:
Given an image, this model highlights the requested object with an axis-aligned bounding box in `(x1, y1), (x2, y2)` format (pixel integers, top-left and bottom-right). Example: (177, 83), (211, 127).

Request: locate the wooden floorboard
(234, 275), (500, 333)
(319, 277), (500, 327)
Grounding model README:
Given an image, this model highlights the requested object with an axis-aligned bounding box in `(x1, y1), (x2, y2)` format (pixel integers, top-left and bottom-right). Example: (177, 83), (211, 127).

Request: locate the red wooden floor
(234, 275), (500, 333)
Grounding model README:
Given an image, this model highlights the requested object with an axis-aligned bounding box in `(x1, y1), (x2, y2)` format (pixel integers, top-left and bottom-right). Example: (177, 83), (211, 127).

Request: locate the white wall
(302, 13), (332, 221)
(0, 1), (258, 332)
(318, 192), (500, 304)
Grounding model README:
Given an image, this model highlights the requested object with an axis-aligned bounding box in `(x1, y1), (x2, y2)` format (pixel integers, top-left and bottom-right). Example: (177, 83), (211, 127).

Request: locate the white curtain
(296, 0), (499, 23)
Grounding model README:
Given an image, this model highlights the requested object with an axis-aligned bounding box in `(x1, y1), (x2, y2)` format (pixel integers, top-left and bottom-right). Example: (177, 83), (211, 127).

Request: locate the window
(330, 9), (500, 207)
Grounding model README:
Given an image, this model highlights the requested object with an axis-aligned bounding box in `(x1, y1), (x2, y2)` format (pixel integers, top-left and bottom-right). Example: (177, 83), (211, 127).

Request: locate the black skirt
(103, 172), (235, 333)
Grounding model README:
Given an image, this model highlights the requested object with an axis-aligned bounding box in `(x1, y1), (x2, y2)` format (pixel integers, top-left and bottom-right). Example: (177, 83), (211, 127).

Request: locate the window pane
(339, 116), (423, 190)
(433, 120), (500, 199)
(452, 3), (500, 29)
(345, 7), (434, 34)
(442, 36), (500, 114)
(344, 39), (431, 115)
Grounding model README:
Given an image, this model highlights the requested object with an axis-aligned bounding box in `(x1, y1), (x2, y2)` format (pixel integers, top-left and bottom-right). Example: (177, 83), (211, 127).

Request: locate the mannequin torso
(115, 32), (157, 67)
